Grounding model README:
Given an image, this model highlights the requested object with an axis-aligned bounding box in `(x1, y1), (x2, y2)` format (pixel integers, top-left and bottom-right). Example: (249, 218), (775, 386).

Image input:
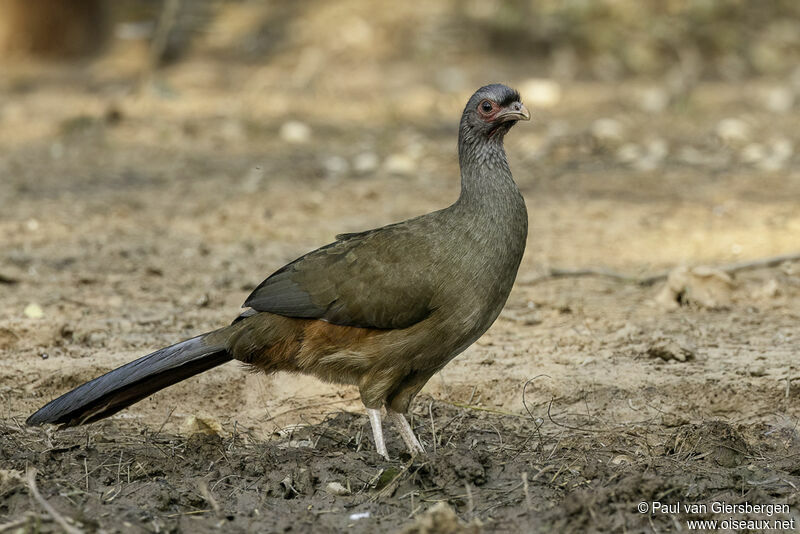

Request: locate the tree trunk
(0, 0), (108, 59)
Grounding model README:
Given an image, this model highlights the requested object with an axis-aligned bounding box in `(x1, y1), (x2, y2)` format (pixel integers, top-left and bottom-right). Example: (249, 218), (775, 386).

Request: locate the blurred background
(1, 0), (799, 266)
(2, 0), (800, 430)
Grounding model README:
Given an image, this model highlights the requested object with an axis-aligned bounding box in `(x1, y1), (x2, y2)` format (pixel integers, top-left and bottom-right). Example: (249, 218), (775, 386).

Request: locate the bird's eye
(479, 100), (494, 114)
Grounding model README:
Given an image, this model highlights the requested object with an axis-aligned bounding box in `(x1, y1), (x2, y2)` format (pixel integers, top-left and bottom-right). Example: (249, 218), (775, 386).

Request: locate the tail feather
(27, 332), (233, 427)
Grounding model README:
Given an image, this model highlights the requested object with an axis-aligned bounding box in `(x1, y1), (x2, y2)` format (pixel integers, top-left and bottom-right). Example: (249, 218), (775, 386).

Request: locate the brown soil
(2, 53), (800, 532)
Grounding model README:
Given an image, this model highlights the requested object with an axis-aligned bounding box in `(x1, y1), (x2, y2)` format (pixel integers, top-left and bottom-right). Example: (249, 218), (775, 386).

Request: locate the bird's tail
(26, 331), (233, 427)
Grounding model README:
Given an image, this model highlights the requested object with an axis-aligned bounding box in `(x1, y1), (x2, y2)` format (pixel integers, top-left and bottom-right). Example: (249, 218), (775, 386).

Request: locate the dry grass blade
(522, 375), (550, 423)
(443, 402), (525, 418)
(197, 480), (221, 516)
(522, 472), (531, 510)
(26, 468), (83, 534)
(0, 512), (37, 533)
(529, 267), (651, 285)
(149, 0), (180, 68)
(428, 400), (437, 454)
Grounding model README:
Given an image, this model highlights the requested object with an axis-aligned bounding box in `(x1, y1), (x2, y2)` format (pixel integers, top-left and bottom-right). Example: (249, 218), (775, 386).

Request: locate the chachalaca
(27, 84), (530, 459)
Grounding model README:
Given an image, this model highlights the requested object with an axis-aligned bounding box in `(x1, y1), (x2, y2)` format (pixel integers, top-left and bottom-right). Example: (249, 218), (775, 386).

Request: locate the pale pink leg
(367, 408), (390, 460)
(387, 409), (425, 455)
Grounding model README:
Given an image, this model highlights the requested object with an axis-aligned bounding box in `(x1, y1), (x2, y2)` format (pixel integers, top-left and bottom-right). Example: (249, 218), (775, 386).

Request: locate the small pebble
(631, 138), (668, 171)
(757, 138), (794, 171)
(740, 143), (766, 164)
(383, 153), (416, 176)
(353, 152), (379, 174)
(280, 121), (311, 144)
(761, 87), (794, 113)
(715, 118), (751, 145)
(646, 138), (668, 160)
(616, 143), (642, 164)
(325, 482), (350, 496)
(636, 87), (669, 113)
(519, 78), (562, 109)
(770, 138), (794, 160)
(24, 303), (43, 319)
(323, 155), (349, 176)
(591, 118), (625, 145)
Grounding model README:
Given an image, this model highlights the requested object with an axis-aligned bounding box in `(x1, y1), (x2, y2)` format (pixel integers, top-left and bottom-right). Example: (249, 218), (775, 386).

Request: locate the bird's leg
(387, 409), (425, 455)
(366, 407), (390, 460)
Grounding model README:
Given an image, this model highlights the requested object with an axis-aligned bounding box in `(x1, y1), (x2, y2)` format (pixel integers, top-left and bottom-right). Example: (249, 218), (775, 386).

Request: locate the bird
(27, 84), (530, 459)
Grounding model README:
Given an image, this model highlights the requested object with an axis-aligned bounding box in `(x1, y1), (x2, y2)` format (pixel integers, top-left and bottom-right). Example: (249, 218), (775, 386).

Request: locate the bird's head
(460, 84), (530, 141)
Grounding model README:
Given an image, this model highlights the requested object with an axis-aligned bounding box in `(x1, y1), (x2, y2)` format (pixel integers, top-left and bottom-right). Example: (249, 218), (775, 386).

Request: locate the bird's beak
(496, 102), (530, 123)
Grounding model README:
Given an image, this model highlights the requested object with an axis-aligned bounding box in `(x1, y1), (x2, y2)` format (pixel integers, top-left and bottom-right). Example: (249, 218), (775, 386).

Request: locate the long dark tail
(27, 331), (233, 427)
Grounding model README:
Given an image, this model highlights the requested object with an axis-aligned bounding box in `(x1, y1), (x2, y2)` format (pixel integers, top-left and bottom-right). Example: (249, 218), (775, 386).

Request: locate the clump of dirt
(667, 420), (749, 468)
(399, 502), (481, 534)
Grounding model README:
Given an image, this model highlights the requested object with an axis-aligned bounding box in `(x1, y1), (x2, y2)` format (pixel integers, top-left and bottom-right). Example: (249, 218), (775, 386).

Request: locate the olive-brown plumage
(27, 84), (530, 458)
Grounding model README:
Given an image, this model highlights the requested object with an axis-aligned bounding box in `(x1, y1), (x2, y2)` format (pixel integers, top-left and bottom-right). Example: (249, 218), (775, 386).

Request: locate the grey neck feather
(455, 119), (520, 211)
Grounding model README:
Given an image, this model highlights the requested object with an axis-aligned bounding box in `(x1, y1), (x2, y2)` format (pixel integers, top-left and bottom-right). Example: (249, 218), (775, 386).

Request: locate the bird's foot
(366, 407), (390, 460)
(387, 409), (425, 455)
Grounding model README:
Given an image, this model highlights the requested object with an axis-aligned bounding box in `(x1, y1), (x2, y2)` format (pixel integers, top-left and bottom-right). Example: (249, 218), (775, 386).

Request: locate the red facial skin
(477, 99), (502, 122)
(478, 99), (518, 138)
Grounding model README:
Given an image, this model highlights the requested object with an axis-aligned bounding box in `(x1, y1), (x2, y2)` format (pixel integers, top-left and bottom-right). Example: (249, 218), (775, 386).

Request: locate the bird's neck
(455, 128), (522, 212)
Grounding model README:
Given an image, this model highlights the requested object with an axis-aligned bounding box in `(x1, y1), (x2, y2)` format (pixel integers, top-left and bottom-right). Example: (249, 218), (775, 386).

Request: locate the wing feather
(244, 223), (438, 329)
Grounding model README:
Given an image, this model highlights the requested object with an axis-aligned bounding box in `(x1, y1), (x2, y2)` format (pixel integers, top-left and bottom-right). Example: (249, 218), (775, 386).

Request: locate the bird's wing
(243, 222), (439, 329)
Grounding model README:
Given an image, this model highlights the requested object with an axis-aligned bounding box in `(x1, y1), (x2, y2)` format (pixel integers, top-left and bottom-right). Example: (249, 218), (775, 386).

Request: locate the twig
(487, 422), (504, 451)
(522, 472), (531, 511)
(153, 406), (175, 438)
(26, 468), (83, 534)
(0, 273), (18, 285)
(263, 397), (360, 422)
(467, 386), (478, 405)
(534, 268), (653, 285)
(197, 480), (221, 517)
(165, 510), (211, 518)
(443, 401), (526, 418)
(0, 512), (36, 533)
(512, 375), (550, 461)
(546, 398), (603, 433)
(525, 252), (800, 286)
(522, 375), (550, 422)
(465, 482), (474, 520)
(718, 252), (800, 274)
(428, 400), (437, 454)
(149, 0), (180, 68)
(139, 0), (180, 92)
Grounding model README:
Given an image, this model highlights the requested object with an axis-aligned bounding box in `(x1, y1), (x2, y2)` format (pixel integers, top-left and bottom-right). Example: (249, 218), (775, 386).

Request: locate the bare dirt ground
(1, 55), (800, 532)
